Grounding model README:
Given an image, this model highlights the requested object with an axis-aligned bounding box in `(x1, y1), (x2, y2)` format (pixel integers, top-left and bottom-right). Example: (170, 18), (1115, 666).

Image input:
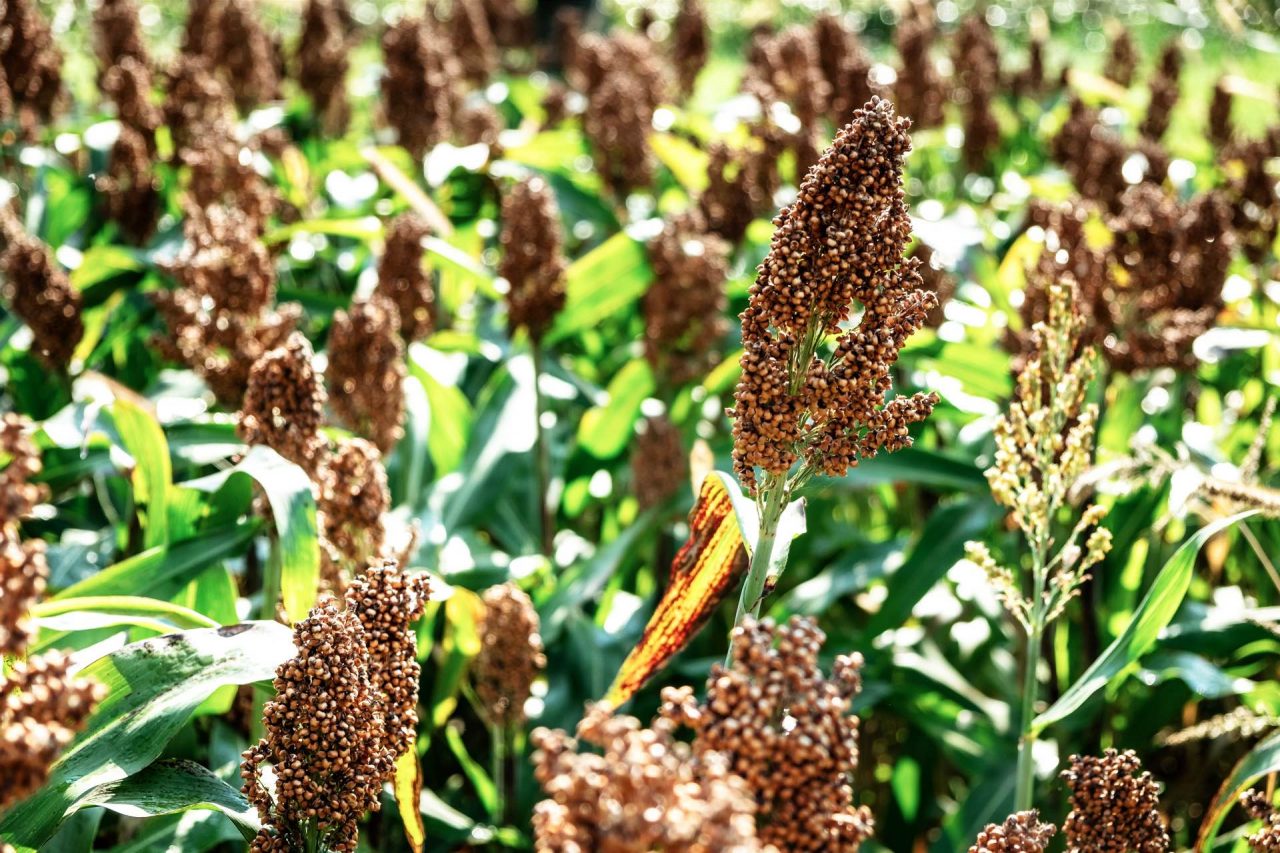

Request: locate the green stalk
(491, 721), (508, 826)
(259, 540), (281, 622)
(1015, 544), (1050, 811)
(531, 341), (554, 558)
(727, 473), (787, 663)
(1014, 621), (1042, 811)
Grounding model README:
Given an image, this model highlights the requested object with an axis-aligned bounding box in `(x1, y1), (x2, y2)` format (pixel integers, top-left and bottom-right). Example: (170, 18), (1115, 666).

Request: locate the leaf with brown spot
(603, 474), (748, 708)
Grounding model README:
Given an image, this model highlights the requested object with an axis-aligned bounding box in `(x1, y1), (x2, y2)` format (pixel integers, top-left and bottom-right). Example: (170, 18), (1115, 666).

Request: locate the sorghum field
(3, 0), (1280, 850)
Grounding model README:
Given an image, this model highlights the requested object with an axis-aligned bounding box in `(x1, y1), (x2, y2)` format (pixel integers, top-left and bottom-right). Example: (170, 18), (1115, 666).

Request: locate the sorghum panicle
(1243, 789), (1280, 851)
(577, 32), (666, 195)
(241, 601), (394, 853)
(181, 124), (278, 235)
(643, 212), (730, 385)
(374, 213), (436, 342)
(316, 438), (390, 592)
(969, 811), (1056, 853)
(744, 25), (828, 176)
(728, 97), (937, 493)
(0, 0), (64, 136)
(380, 16), (458, 158)
(1, 651), (105, 811)
(672, 0), (709, 97)
(1223, 135), (1280, 264)
(698, 126), (784, 244)
(0, 226), (84, 372)
(531, 707), (760, 851)
(297, 0), (351, 135)
(209, 0), (280, 112)
(474, 583), (546, 727)
(813, 13), (875, 125)
(343, 561), (431, 759)
(894, 8), (945, 129)
(1139, 42), (1182, 141)
(911, 243), (954, 328)
(239, 332), (328, 473)
(1108, 26), (1138, 87)
(0, 413), (47, 529)
(1061, 749), (1169, 853)
(632, 415), (686, 510)
(1208, 77), (1233, 147)
(500, 176), (568, 342)
(953, 14), (1000, 173)
(661, 616), (874, 851)
(326, 295), (406, 454)
(93, 0), (149, 74)
(97, 124), (161, 244)
(456, 98), (505, 149)
(101, 55), (160, 144)
(163, 55), (235, 152)
(1052, 99), (1169, 214)
(450, 0), (498, 86)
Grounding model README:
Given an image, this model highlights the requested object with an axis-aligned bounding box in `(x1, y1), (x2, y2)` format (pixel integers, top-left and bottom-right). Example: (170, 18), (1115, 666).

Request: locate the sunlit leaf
(603, 475), (748, 708)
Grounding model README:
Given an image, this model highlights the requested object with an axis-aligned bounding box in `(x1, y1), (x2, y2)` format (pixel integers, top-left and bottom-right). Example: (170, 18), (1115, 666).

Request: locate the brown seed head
(97, 124), (161, 245)
(632, 415), (686, 510)
(1139, 41), (1182, 141)
(969, 811), (1056, 853)
(94, 0), (149, 74)
(326, 295), (406, 454)
(343, 561), (430, 759)
(728, 97), (937, 492)
(643, 212), (730, 385)
(450, 0), (497, 86)
(374, 213), (436, 342)
(207, 0), (280, 112)
(297, 0), (351, 135)
(0, 230), (84, 371)
(1061, 749), (1168, 853)
(1243, 789), (1280, 851)
(239, 332), (328, 472)
(894, 8), (945, 129)
(672, 0), (709, 97)
(316, 437), (390, 592)
(531, 705), (761, 851)
(380, 16), (458, 158)
(500, 176), (567, 341)
(474, 583), (546, 727)
(661, 615), (874, 851)
(0, 0), (64, 136)
(241, 600), (394, 852)
(812, 13), (876, 125)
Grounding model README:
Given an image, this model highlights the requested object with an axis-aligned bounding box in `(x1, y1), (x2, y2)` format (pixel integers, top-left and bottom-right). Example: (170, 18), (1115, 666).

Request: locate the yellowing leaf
(394, 748), (425, 853)
(603, 475), (748, 708)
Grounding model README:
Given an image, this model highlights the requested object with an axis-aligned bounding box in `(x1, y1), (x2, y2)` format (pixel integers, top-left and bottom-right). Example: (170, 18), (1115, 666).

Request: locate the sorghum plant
(966, 281), (1111, 810)
(727, 96), (937, 626)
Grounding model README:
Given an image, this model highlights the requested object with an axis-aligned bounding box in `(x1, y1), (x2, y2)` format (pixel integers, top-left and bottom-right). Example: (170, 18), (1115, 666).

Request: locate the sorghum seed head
(500, 176), (567, 342)
(1061, 749), (1168, 853)
(239, 332), (328, 473)
(474, 583), (546, 727)
(326, 295), (406, 454)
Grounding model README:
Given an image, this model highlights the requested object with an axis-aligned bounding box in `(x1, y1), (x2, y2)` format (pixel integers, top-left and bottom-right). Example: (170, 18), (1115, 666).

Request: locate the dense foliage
(2, 1), (1280, 851)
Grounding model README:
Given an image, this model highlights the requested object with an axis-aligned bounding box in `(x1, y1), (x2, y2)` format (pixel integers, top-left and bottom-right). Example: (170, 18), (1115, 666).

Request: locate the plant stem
(727, 473), (788, 663)
(259, 540), (281, 622)
(491, 721), (508, 826)
(531, 342), (554, 558)
(1014, 621), (1042, 811)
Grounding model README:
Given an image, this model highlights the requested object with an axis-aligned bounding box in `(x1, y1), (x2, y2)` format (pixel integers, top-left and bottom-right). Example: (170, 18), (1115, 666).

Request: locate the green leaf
(1033, 512), (1257, 733)
(52, 522), (259, 602)
(111, 399), (171, 548)
(0, 622), (295, 849)
(69, 246), (145, 290)
(444, 725), (499, 821)
(31, 595), (220, 651)
(408, 346), (475, 477)
(184, 446), (319, 624)
(649, 132), (710, 192)
(1197, 728), (1280, 849)
(863, 498), (1003, 638)
(839, 447), (987, 492)
(545, 232), (652, 344)
(78, 759), (259, 840)
(577, 359), (655, 459)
